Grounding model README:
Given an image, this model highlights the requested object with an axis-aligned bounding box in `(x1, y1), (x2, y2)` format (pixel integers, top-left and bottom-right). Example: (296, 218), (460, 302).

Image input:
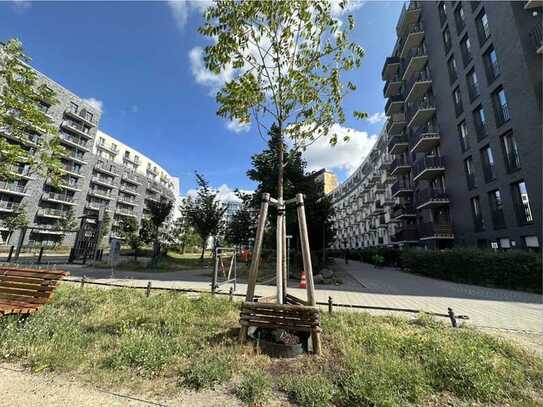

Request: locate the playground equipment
(211, 247), (237, 294)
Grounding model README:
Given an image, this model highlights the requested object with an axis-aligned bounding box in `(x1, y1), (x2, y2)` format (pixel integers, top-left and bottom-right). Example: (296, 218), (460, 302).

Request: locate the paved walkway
(59, 260), (542, 336)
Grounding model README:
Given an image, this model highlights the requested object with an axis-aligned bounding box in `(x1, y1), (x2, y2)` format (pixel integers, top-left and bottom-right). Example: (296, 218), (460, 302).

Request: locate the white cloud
(366, 112), (386, 125)
(131, 105), (139, 113)
(12, 0), (30, 10)
(189, 46), (235, 94)
(302, 124), (377, 175)
(167, 0), (213, 30)
(330, 0), (366, 17)
(82, 97), (103, 112)
(226, 119), (250, 134)
(186, 184), (253, 203)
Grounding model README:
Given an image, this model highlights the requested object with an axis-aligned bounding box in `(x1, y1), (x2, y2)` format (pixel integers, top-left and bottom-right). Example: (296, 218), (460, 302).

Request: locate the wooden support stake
(80, 276), (86, 288)
(328, 296), (333, 314)
(229, 287), (233, 302)
(146, 281), (151, 297)
(282, 212), (287, 302)
(448, 307), (457, 328)
(276, 199), (284, 304)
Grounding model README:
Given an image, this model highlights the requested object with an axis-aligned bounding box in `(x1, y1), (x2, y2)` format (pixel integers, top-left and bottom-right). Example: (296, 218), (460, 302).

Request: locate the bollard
(328, 296), (333, 314)
(7, 245), (14, 263)
(80, 276), (86, 288)
(146, 281), (152, 297)
(229, 287), (234, 302)
(448, 307), (457, 328)
(37, 247), (44, 264)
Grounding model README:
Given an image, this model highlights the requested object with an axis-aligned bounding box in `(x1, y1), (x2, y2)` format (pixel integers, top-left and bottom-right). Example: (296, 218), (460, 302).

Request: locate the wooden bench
(0, 267), (69, 317)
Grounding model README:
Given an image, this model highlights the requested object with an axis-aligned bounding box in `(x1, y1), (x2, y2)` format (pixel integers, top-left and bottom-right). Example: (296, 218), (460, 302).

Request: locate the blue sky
(0, 0), (404, 197)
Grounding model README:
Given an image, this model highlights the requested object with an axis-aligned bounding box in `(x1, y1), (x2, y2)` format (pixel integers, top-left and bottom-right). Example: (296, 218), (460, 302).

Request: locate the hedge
(327, 248), (542, 293)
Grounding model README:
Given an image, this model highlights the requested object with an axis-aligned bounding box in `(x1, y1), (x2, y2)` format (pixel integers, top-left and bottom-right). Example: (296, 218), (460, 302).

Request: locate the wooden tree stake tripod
(240, 192), (321, 354)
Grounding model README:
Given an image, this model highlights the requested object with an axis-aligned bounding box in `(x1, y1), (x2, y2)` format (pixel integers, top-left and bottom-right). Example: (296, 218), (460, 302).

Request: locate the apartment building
(329, 128), (397, 249)
(380, 0), (541, 250)
(0, 62), (179, 247)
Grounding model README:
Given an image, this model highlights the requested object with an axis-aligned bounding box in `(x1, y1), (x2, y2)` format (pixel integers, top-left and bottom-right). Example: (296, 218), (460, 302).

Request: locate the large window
(460, 35), (472, 66)
(511, 181), (534, 225)
(488, 189), (506, 230)
(467, 69), (480, 101)
(501, 131), (521, 172)
(480, 145), (496, 182)
(470, 196), (484, 231)
(453, 87), (463, 116)
(464, 156), (476, 190)
(473, 105), (487, 141)
(454, 4), (465, 34)
(443, 27), (452, 54)
(476, 10), (490, 45)
(69, 102), (78, 114)
(483, 46), (500, 84)
(493, 87), (510, 126)
(457, 121), (470, 152)
(447, 55), (458, 83)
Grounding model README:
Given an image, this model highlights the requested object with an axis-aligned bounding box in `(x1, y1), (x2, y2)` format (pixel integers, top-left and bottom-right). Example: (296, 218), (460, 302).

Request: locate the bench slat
(0, 287), (54, 299)
(0, 267), (68, 276)
(0, 270), (68, 280)
(0, 293), (50, 304)
(0, 275), (62, 285)
(0, 281), (57, 292)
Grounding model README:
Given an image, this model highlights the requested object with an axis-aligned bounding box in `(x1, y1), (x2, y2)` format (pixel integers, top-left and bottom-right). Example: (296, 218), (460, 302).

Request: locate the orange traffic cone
(299, 271), (307, 289)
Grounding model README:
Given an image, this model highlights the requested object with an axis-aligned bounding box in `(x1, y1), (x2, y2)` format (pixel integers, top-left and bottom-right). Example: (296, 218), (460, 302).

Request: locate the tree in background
(182, 172), (226, 260)
(97, 212), (111, 248)
(146, 198), (174, 258)
(169, 212), (200, 254)
(119, 217), (142, 261)
(1, 203), (28, 245)
(225, 191), (256, 249)
(0, 38), (66, 185)
(55, 207), (77, 246)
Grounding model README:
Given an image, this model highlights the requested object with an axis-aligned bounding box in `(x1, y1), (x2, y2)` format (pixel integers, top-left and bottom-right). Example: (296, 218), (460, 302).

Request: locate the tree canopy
(225, 191), (256, 247)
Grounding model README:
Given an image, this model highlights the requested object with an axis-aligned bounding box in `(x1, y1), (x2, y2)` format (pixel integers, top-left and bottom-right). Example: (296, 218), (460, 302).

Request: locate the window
(453, 87), (463, 116)
(457, 121), (470, 152)
(488, 189), (506, 229)
(476, 10), (490, 45)
(501, 131), (520, 172)
(447, 55), (458, 83)
(511, 181), (534, 225)
(470, 196), (484, 231)
(84, 110), (93, 122)
(99, 137), (105, 146)
(460, 35), (472, 66)
(523, 236), (539, 249)
(454, 4), (465, 34)
(493, 87), (510, 126)
(135, 155), (139, 163)
(124, 151), (130, 159)
(111, 143), (118, 152)
(69, 102), (78, 113)
(442, 27), (452, 53)
(464, 157), (476, 190)
(473, 106), (487, 140)
(480, 145), (496, 182)
(483, 46), (500, 84)
(37, 101), (50, 114)
(438, 2), (447, 25)
(466, 69), (480, 101)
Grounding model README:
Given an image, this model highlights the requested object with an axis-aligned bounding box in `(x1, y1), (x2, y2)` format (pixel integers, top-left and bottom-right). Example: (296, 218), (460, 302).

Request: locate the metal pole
(13, 227), (27, 262)
(37, 247), (44, 264)
(7, 245), (14, 263)
(212, 247), (219, 295)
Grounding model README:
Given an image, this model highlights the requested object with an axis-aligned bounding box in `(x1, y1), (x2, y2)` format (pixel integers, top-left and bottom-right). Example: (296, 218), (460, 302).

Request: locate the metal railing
(415, 188), (448, 207)
(61, 132), (89, 148)
(413, 156), (445, 179)
(417, 222), (453, 238)
(495, 103), (510, 127)
(42, 192), (74, 203)
(391, 180), (413, 196)
(0, 182), (26, 194)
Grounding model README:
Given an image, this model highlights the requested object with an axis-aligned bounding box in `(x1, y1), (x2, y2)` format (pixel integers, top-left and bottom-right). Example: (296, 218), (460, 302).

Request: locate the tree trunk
(200, 238), (206, 261)
(276, 126), (285, 303)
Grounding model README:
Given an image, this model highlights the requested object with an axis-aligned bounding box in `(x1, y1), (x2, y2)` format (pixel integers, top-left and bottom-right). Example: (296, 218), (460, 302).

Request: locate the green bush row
(327, 248), (542, 293)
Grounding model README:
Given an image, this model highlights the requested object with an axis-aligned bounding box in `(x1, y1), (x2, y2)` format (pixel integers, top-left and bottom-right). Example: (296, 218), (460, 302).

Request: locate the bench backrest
(0, 267), (69, 308)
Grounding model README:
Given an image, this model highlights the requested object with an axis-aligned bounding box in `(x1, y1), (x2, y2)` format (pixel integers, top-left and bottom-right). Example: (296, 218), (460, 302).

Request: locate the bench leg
(311, 329), (322, 355)
(239, 325), (248, 344)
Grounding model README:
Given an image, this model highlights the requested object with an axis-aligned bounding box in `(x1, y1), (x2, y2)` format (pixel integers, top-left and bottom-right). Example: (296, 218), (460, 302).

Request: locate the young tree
(169, 212), (200, 254)
(199, 1), (365, 299)
(54, 207), (77, 246)
(146, 198), (174, 258)
(119, 217), (142, 261)
(225, 191), (256, 249)
(0, 38), (66, 185)
(1, 203), (28, 244)
(182, 172), (226, 260)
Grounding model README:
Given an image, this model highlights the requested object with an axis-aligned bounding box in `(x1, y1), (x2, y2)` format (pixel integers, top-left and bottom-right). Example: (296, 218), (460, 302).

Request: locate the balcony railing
(64, 106), (97, 125)
(42, 192), (74, 204)
(385, 94), (404, 115)
(61, 132), (89, 149)
(0, 201), (18, 211)
(467, 81), (480, 102)
(388, 133), (409, 154)
(495, 103), (510, 127)
(0, 182), (27, 194)
(504, 151), (521, 173)
(413, 156), (445, 181)
(417, 222), (454, 239)
(383, 74), (402, 97)
(490, 209), (506, 230)
(391, 224), (418, 242)
(409, 124), (440, 153)
(63, 165), (81, 175)
(482, 163), (496, 183)
(61, 120), (91, 137)
(392, 205), (416, 219)
(415, 188), (449, 208)
(37, 208), (66, 218)
(92, 176), (115, 187)
(407, 96), (436, 128)
(405, 70), (431, 100)
(390, 156), (411, 175)
(391, 180), (413, 196)
(382, 56), (401, 80)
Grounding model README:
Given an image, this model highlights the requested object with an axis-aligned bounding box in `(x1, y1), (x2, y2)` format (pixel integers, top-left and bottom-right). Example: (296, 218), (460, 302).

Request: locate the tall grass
(0, 285), (541, 406)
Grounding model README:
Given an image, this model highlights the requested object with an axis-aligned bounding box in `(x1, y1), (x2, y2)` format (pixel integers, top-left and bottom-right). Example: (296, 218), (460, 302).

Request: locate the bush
(399, 249), (542, 293)
(236, 370), (273, 406)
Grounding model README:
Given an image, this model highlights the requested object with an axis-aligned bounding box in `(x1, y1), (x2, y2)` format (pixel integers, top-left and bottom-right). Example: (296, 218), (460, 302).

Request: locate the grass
(93, 251), (215, 272)
(0, 285), (542, 406)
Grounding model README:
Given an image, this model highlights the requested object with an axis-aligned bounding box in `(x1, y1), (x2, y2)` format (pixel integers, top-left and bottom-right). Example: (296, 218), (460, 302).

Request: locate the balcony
(86, 202), (110, 211)
(31, 226), (64, 236)
(60, 132), (90, 151)
(0, 182), (28, 196)
(391, 180), (414, 197)
(386, 112), (407, 135)
(392, 205), (416, 220)
(118, 196), (137, 206)
(399, 23), (425, 59)
(116, 208), (137, 218)
(94, 163), (119, 177)
(383, 75), (403, 98)
(413, 156), (445, 182)
(409, 125), (440, 154)
(390, 157), (412, 176)
(63, 152), (87, 165)
(415, 188), (450, 210)
(504, 151), (521, 173)
(385, 94), (404, 116)
(402, 46), (428, 81)
(495, 103), (511, 127)
(388, 133), (409, 155)
(88, 189), (114, 200)
(96, 142), (119, 156)
(382, 56), (401, 81)
(525, 0), (543, 9)
(64, 107), (97, 127)
(120, 184), (139, 196)
(405, 70), (432, 104)
(37, 208), (66, 219)
(391, 224), (418, 243)
(417, 222), (454, 240)
(396, 1), (421, 35)
(42, 192), (76, 205)
(60, 120), (92, 138)
(9, 166), (32, 180)
(62, 165), (83, 178)
(407, 96), (436, 129)
(0, 201), (18, 212)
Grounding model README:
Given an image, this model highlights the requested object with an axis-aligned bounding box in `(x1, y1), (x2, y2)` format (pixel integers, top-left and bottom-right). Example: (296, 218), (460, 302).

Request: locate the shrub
(399, 249), (542, 293)
(280, 374), (337, 407)
(236, 370), (273, 406)
(181, 350), (236, 390)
